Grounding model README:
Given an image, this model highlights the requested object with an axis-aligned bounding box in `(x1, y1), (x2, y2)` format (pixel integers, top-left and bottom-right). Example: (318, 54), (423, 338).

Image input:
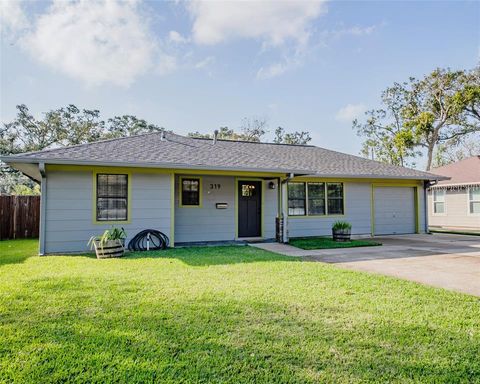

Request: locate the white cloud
(168, 30), (188, 44)
(335, 104), (366, 122)
(337, 25), (377, 37)
(257, 62), (289, 80)
(21, 0), (157, 87)
(187, 1), (326, 46)
(0, 0), (28, 34)
(157, 55), (177, 75)
(321, 22), (384, 43)
(194, 56), (215, 69)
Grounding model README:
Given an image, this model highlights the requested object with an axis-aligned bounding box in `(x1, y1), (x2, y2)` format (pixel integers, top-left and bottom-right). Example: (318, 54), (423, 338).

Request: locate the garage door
(374, 187), (416, 235)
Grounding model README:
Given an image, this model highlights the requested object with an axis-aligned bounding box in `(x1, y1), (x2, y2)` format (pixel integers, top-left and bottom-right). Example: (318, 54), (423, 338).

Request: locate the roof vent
(160, 130), (165, 141)
(213, 129), (219, 144)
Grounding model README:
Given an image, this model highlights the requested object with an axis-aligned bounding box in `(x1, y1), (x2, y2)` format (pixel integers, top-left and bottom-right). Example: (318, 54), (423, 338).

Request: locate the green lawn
(290, 236), (382, 250)
(1, 240), (479, 383)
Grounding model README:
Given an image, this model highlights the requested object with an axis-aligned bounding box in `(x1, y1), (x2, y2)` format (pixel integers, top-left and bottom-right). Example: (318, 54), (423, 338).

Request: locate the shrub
(88, 226), (127, 249)
(332, 221), (352, 231)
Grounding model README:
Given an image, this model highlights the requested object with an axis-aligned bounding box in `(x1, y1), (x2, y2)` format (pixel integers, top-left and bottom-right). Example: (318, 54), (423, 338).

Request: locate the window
(288, 182), (306, 216)
(327, 183), (344, 215)
(96, 174), (128, 221)
(242, 184), (256, 197)
(469, 188), (480, 214)
(288, 181), (344, 216)
(181, 178), (200, 206)
(307, 183), (325, 215)
(433, 189), (445, 214)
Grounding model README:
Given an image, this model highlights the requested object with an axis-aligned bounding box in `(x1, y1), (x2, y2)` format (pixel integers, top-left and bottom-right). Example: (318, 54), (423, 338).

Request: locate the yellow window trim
(92, 171), (132, 225)
(287, 181), (346, 218)
(179, 176), (203, 208)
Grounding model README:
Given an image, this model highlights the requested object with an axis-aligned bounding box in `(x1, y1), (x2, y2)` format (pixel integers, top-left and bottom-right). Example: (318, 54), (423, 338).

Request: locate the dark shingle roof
(2, 132), (444, 180)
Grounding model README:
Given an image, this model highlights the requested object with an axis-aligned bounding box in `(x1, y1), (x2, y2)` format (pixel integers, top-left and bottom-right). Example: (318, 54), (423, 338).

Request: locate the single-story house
(428, 156), (480, 232)
(1, 132), (447, 254)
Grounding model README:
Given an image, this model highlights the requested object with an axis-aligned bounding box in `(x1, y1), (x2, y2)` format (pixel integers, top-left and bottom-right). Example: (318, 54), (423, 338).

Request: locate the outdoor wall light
(268, 181), (276, 190)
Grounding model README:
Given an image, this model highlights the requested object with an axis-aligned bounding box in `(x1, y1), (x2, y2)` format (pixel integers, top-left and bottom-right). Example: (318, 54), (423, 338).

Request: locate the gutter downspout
(424, 180), (437, 234)
(39, 162), (46, 255)
(280, 173), (295, 243)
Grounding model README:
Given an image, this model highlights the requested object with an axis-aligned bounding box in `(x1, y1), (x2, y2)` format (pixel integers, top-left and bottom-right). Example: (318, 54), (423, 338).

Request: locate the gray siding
(288, 182), (426, 238)
(263, 179), (278, 238)
(288, 182), (372, 238)
(43, 168), (429, 253)
(428, 188), (480, 229)
(44, 170), (172, 253)
(175, 175), (235, 243)
(174, 176), (279, 243)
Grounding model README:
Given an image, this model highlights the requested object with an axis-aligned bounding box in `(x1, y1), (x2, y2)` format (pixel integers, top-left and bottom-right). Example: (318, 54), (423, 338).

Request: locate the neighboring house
(1, 132), (446, 254)
(428, 156), (480, 232)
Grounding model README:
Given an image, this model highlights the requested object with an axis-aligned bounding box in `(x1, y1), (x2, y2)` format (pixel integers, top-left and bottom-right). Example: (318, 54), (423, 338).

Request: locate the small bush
(332, 221), (352, 231)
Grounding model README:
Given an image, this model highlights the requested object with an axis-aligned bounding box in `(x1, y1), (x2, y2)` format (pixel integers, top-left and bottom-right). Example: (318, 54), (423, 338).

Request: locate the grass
(1, 239), (479, 383)
(290, 236), (382, 250)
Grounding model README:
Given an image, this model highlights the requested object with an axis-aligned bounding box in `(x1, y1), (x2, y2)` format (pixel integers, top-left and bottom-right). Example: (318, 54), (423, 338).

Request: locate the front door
(238, 180), (262, 237)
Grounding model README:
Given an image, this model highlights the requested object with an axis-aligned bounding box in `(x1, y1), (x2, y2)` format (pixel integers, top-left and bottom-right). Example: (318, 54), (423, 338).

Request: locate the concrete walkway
(250, 234), (480, 296)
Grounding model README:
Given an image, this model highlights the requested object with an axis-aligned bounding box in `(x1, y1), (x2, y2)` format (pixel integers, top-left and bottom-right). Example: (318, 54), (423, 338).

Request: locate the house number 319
(209, 184), (221, 190)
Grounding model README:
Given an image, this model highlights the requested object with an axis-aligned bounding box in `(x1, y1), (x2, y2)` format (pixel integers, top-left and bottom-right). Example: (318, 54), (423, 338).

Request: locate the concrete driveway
(252, 234), (480, 296)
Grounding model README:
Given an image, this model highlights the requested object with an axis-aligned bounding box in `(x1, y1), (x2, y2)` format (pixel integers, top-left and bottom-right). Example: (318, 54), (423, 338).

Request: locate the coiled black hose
(127, 229), (170, 251)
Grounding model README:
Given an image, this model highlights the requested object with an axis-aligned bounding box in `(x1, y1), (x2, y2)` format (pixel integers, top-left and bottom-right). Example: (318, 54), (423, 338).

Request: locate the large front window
(327, 183), (344, 215)
(288, 182), (344, 216)
(96, 174), (128, 221)
(288, 182), (306, 216)
(307, 182), (325, 215)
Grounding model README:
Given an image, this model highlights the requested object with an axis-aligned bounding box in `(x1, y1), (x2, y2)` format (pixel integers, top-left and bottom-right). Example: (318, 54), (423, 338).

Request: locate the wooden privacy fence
(0, 196), (40, 240)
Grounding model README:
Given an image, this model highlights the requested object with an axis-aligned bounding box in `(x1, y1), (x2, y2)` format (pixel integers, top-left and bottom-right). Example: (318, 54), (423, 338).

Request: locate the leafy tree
(106, 115), (164, 138)
(432, 134), (480, 167)
(355, 67), (480, 170)
(238, 117), (268, 142)
(187, 131), (212, 139)
(188, 118), (268, 142)
(453, 66), (480, 128)
(402, 68), (478, 170)
(1, 104), (163, 194)
(189, 120), (312, 145)
(353, 84), (421, 167)
(188, 126), (247, 141)
(273, 127), (312, 145)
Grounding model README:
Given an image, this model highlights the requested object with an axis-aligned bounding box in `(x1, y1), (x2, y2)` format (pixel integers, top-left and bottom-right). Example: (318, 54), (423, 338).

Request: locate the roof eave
(1, 156), (305, 175)
(2, 156), (449, 181)
(430, 181), (480, 187)
(304, 173), (450, 181)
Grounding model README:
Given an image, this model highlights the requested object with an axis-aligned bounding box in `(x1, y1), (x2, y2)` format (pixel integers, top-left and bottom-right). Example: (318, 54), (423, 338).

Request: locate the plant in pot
(88, 227), (127, 259)
(332, 221), (352, 242)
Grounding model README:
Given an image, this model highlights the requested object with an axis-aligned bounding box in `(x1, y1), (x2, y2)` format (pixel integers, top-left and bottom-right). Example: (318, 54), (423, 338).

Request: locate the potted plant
(88, 227), (127, 259)
(332, 221), (352, 242)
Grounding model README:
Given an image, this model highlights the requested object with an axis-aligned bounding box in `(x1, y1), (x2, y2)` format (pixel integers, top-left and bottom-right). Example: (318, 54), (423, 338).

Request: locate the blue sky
(1, 0), (478, 160)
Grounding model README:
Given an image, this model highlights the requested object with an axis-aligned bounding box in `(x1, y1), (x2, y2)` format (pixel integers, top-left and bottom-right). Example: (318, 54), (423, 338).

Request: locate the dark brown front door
(238, 181), (261, 238)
